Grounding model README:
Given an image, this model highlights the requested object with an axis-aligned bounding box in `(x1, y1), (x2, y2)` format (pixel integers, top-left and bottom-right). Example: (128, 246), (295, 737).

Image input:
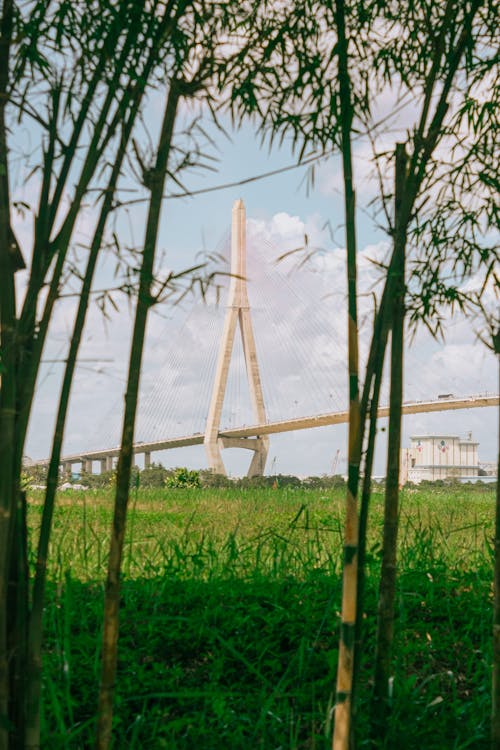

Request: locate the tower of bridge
(204, 199), (269, 476)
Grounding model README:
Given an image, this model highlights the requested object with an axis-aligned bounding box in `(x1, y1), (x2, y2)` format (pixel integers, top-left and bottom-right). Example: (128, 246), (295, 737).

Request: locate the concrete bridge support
(204, 200), (269, 477)
(82, 459), (93, 474)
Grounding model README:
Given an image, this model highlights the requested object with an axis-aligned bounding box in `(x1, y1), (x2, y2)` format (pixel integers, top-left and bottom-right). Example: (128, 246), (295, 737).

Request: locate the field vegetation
(28, 483), (494, 749)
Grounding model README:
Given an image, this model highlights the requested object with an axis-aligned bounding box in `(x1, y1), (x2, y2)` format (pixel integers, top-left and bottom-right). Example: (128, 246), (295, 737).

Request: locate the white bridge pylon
(204, 199), (269, 477)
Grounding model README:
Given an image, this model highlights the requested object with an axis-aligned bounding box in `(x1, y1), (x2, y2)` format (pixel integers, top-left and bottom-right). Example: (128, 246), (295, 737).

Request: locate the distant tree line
(24, 463), (495, 495)
(24, 461), (348, 490)
(26, 463), (495, 494)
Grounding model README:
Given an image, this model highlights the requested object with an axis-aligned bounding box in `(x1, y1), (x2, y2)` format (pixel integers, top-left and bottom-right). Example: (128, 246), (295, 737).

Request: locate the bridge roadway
(52, 394), (499, 469)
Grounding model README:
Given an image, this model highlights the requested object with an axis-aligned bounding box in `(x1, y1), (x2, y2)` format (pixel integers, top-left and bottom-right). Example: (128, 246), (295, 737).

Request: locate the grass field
(28, 484), (495, 748)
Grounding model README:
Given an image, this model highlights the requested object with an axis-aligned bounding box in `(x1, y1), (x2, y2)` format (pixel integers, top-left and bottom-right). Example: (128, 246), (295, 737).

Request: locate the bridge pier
(144, 451), (151, 468)
(247, 440), (269, 477)
(82, 459), (92, 474)
(218, 436), (269, 477)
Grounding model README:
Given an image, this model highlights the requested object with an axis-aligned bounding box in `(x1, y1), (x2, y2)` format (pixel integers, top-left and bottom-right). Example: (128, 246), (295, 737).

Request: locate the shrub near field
(27, 485), (494, 749)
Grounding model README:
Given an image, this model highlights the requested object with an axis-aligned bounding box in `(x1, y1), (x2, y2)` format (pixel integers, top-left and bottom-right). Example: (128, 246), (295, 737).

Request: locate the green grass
(28, 484), (495, 748)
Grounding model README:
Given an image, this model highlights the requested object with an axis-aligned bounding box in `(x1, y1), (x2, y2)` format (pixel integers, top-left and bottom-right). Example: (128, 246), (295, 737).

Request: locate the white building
(401, 433), (480, 484)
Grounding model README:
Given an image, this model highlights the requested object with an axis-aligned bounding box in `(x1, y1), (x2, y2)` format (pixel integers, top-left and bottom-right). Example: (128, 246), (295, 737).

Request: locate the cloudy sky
(16, 100), (498, 477)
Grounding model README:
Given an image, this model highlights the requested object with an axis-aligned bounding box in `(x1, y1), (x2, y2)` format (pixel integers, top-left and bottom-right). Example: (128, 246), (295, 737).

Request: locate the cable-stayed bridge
(55, 394), (498, 474)
(44, 200), (499, 476)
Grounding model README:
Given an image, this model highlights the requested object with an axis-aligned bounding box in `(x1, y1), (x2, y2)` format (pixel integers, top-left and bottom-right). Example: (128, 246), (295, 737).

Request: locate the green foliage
(22, 463), (48, 487)
(130, 465), (140, 490)
(302, 474), (346, 489)
(78, 471), (115, 489)
(165, 467), (201, 489)
(29, 485), (494, 749)
(199, 472), (346, 490)
(418, 478), (493, 492)
(139, 463), (171, 488)
(199, 470), (233, 488)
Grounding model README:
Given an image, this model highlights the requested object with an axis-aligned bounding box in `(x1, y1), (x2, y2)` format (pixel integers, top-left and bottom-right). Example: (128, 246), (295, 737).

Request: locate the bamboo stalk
(492, 331), (500, 748)
(6, 491), (28, 749)
(24, 7), (176, 741)
(94, 81), (179, 750)
(7, 5), (176, 744)
(353, 10), (485, 733)
(24, 76), (148, 749)
(0, 2), (16, 747)
(371, 143), (407, 735)
(349, 202), (408, 749)
(351, 333), (386, 740)
(333, 1), (361, 747)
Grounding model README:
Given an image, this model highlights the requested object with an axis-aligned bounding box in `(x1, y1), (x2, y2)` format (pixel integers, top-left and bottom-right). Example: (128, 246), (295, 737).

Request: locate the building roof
(410, 434), (478, 444)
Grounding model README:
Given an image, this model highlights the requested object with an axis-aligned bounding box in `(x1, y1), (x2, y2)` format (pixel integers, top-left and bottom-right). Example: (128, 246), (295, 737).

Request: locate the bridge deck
(48, 394), (498, 465)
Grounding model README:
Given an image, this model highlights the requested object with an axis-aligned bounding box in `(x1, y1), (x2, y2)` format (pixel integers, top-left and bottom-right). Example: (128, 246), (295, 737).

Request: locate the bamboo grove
(0, 1), (498, 748)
